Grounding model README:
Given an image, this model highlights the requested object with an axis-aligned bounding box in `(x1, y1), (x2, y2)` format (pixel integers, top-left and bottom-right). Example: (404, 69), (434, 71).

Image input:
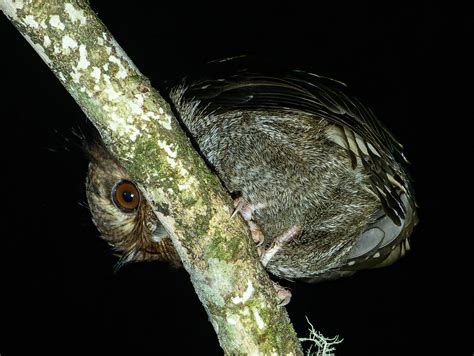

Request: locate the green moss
(205, 234), (231, 261)
(193, 213), (210, 238)
(133, 139), (160, 168)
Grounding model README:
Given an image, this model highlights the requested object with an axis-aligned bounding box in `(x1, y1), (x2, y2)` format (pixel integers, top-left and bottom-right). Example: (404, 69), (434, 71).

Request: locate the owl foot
(247, 220), (265, 246)
(231, 197), (265, 246)
(260, 226), (300, 267)
(273, 281), (292, 306)
(231, 197), (295, 306)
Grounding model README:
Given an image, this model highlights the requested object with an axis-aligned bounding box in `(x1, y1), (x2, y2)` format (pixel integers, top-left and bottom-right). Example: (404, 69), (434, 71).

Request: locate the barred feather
(181, 68), (416, 227)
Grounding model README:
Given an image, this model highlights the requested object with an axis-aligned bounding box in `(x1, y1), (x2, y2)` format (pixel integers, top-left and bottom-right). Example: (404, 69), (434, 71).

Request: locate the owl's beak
(151, 223), (168, 243)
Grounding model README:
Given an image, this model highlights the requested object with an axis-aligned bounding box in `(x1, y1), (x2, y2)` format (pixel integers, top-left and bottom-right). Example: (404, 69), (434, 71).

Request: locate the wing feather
(180, 63), (416, 225)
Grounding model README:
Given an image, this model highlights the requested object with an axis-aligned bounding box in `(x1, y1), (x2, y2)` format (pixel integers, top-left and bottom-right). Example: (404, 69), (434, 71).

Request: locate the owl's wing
(180, 64), (416, 228)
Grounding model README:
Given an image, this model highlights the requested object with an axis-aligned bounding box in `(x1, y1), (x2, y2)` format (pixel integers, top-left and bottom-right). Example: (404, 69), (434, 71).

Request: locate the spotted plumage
(85, 62), (417, 283)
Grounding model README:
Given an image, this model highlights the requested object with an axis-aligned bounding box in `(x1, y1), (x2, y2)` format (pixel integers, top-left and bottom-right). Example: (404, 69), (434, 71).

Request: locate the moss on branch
(1, 0), (303, 354)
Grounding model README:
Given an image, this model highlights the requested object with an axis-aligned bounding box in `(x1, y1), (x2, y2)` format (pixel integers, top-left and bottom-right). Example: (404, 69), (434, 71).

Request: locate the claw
(231, 197), (266, 246)
(248, 221), (264, 246)
(231, 197), (254, 221)
(273, 281), (292, 306)
(231, 197), (267, 221)
(231, 197), (246, 219)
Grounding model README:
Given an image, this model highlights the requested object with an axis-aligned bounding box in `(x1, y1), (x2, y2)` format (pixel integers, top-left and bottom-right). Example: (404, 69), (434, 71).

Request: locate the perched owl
(86, 63), (417, 284)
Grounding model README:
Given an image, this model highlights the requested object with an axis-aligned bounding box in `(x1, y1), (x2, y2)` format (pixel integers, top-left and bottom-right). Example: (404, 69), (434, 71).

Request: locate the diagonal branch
(1, 0), (302, 353)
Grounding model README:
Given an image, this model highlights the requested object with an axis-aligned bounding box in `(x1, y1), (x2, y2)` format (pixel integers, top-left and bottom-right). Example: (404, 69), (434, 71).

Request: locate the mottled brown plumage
(85, 63), (417, 283)
(86, 141), (180, 266)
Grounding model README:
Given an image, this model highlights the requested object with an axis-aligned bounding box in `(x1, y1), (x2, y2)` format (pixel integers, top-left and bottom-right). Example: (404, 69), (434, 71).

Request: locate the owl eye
(112, 180), (140, 212)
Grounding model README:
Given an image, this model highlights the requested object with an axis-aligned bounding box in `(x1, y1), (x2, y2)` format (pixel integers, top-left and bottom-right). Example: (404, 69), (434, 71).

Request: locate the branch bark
(1, 1), (303, 354)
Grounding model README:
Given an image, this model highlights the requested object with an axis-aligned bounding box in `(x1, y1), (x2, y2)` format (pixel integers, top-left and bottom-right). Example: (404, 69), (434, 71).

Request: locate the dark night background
(0, 2), (470, 355)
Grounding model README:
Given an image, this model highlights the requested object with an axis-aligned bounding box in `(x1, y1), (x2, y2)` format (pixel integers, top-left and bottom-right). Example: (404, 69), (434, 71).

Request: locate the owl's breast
(188, 110), (382, 280)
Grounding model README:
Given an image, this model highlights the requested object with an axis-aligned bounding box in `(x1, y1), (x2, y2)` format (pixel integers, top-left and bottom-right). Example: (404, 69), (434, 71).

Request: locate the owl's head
(85, 139), (179, 266)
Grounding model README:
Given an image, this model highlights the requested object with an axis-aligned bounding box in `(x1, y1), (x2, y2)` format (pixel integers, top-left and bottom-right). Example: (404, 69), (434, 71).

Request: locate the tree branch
(1, 0), (302, 353)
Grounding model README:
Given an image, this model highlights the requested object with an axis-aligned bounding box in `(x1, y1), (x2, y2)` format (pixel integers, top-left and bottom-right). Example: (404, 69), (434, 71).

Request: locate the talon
(231, 197), (246, 219)
(248, 221), (264, 246)
(231, 197), (254, 221)
(231, 197), (267, 221)
(273, 282), (292, 306)
(231, 197), (268, 248)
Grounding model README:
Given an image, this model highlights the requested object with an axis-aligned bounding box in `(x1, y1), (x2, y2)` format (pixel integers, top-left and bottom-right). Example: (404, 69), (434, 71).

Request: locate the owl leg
(232, 197), (300, 265)
(232, 197), (265, 246)
(260, 226), (300, 267)
(232, 197), (296, 306)
(261, 227), (299, 306)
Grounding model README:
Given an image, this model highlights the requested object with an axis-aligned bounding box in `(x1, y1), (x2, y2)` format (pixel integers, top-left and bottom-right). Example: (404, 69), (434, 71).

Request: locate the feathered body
(86, 63), (417, 282)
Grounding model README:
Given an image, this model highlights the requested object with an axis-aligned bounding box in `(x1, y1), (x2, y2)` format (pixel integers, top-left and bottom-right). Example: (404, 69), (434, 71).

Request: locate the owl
(85, 63), (417, 285)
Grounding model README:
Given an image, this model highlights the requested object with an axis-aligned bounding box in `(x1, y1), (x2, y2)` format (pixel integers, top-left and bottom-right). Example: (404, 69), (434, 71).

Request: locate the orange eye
(112, 180), (140, 212)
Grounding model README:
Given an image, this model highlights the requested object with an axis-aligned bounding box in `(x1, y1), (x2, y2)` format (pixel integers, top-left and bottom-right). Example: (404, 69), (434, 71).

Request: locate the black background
(1, 2), (470, 355)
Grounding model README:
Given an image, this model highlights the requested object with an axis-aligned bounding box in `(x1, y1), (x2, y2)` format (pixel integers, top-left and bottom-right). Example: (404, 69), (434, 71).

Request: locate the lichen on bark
(1, 0), (303, 353)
